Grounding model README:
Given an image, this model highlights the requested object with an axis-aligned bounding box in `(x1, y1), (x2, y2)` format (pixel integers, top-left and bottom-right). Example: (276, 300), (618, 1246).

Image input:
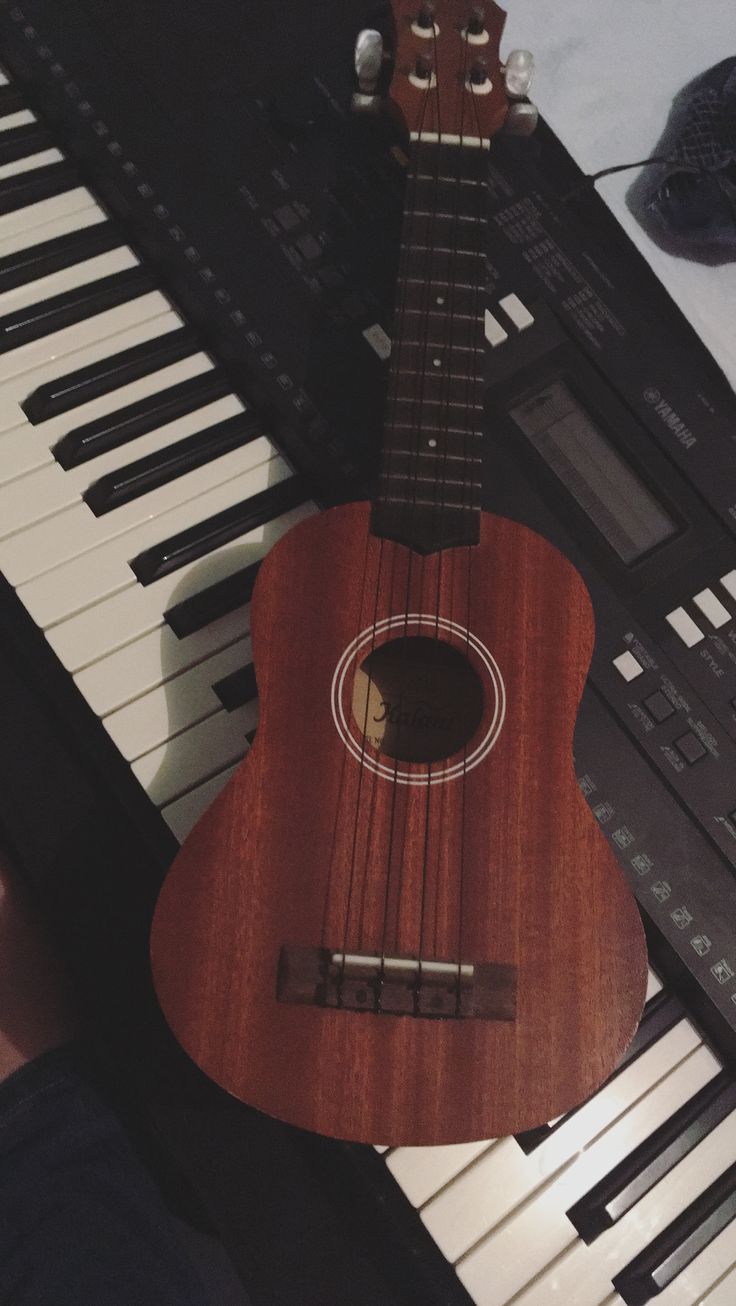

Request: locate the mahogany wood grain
(151, 503), (647, 1145)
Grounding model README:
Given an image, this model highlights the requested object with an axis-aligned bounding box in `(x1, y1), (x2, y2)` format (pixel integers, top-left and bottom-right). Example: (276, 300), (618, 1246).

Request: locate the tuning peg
(503, 100), (539, 136)
(352, 28), (384, 113)
(414, 2), (437, 32)
(354, 29), (384, 92)
(504, 49), (535, 99)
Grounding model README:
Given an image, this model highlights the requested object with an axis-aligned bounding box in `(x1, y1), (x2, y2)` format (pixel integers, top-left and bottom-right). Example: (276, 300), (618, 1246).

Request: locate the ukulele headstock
(353, 3), (536, 143)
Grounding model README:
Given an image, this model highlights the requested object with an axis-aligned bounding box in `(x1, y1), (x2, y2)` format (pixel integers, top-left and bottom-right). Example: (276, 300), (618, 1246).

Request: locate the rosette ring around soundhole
(330, 614), (506, 784)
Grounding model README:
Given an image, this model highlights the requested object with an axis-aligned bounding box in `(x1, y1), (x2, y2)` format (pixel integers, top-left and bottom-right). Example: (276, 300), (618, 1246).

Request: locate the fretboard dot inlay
(433, 358), (441, 367)
(428, 438), (438, 448)
(436, 296), (445, 305)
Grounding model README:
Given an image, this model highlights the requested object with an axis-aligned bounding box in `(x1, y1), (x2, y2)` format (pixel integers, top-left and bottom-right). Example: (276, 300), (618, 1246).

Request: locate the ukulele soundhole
(351, 636), (484, 763)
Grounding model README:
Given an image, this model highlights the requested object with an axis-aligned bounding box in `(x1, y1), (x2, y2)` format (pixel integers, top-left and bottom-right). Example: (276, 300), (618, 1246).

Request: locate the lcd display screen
(509, 380), (678, 564)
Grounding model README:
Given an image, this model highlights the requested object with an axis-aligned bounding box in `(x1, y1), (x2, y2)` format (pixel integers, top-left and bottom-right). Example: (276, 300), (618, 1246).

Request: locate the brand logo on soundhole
(373, 700), (452, 731)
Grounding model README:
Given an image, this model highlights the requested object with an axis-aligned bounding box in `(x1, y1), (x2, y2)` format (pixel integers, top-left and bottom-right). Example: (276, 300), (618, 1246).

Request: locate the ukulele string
(333, 84), (435, 982)
(455, 75), (490, 1005)
(319, 512), (380, 951)
(415, 28), (473, 979)
(377, 54), (449, 978)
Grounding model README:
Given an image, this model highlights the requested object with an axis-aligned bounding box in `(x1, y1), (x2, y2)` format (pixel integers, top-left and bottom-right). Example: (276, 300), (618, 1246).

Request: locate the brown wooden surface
(151, 502), (647, 1145)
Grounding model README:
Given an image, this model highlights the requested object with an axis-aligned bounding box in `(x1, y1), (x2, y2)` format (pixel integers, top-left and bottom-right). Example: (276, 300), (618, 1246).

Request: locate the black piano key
(83, 410), (262, 515)
(23, 324), (199, 424)
(568, 1070), (736, 1243)
(0, 84), (25, 116)
(0, 219), (120, 295)
(612, 1158), (736, 1305)
(0, 158), (78, 216)
(0, 264), (157, 355)
(0, 121), (53, 166)
(213, 663), (258, 712)
(131, 476), (309, 585)
(164, 559), (262, 637)
(54, 370), (230, 469)
(516, 991), (684, 1155)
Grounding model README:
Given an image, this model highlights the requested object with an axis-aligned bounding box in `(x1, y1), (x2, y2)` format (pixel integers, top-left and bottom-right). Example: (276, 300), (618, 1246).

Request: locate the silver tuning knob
(504, 49), (534, 99)
(352, 28), (384, 113)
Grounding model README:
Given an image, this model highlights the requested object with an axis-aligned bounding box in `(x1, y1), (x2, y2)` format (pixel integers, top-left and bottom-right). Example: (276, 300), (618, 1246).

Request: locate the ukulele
(151, 0), (647, 1146)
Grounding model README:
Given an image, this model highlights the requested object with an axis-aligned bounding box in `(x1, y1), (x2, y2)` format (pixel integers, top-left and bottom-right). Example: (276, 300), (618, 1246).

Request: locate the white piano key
(160, 762), (240, 843)
(0, 287), (172, 388)
(387, 1140), (496, 1210)
(103, 634), (253, 760)
(0, 350), (217, 529)
(0, 186), (101, 241)
(0, 303), (180, 448)
(501, 1095), (736, 1306)
(0, 415), (273, 585)
(420, 1016), (703, 1263)
(388, 973), (662, 1216)
(699, 1248), (736, 1303)
(74, 604), (250, 715)
(0, 108), (36, 131)
(456, 1041), (720, 1305)
(653, 1219), (736, 1305)
(0, 147), (64, 181)
(0, 197), (103, 255)
(0, 242), (138, 316)
(17, 452), (290, 625)
(132, 699), (257, 808)
(45, 500), (314, 671)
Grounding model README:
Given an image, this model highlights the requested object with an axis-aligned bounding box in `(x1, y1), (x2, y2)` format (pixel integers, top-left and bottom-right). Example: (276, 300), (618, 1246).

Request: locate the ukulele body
(151, 501), (647, 1145)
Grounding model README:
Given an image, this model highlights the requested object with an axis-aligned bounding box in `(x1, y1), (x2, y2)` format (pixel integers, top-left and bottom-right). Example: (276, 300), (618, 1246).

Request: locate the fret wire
(396, 343), (481, 353)
(390, 398), (484, 410)
(382, 495), (479, 510)
(385, 457), (483, 466)
(404, 278), (477, 290)
(414, 175), (485, 185)
(381, 474), (482, 488)
(389, 433), (483, 445)
(391, 372), (480, 383)
(399, 244), (486, 257)
(403, 309), (481, 320)
(409, 211), (484, 223)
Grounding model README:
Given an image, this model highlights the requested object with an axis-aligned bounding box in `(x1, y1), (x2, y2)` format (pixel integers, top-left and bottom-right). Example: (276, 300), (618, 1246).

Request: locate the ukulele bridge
(277, 946), (516, 1020)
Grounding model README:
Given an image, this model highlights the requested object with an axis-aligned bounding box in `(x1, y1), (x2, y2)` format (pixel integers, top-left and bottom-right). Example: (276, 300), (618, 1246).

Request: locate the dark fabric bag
(627, 56), (736, 261)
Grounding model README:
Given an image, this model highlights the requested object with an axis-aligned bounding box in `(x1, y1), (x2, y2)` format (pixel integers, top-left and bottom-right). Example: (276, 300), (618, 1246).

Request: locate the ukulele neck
(371, 140), (488, 555)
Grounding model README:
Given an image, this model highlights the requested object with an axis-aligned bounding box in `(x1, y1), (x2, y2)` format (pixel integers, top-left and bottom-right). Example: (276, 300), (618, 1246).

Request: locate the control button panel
(612, 650), (644, 682)
(484, 307), (509, 348)
(498, 292), (534, 332)
(693, 587), (730, 629)
(674, 732), (708, 766)
(665, 606), (705, 648)
(644, 690), (675, 723)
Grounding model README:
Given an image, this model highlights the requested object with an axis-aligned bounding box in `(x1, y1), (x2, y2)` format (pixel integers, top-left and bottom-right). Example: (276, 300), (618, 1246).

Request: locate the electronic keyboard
(3, 4), (736, 1303)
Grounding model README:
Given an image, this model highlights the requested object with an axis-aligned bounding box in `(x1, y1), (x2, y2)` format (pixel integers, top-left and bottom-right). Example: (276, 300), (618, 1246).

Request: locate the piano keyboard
(4, 62), (736, 1306)
(0, 71), (317, 842)
(381, 968), (736, 1305)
